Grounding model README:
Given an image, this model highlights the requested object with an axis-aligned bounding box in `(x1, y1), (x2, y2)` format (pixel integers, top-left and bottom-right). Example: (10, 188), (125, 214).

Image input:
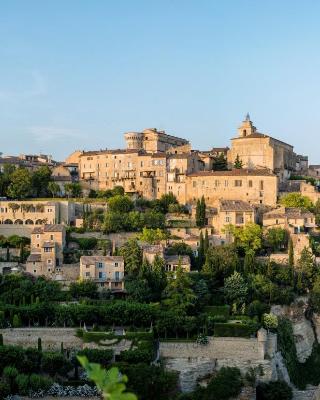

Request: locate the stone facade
(186, 169), (278, 207)
(0, 200), (75, 226)
(26, 224), (66, 277)
(227, 115), (296, 183)
(79, 255), (125, 291)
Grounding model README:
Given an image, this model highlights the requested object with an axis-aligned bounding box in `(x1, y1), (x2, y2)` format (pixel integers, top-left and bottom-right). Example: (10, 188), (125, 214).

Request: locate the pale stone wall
(0, 328), (83, 350)
(185, 172), (278, 207)
(160, 337), (263, 361)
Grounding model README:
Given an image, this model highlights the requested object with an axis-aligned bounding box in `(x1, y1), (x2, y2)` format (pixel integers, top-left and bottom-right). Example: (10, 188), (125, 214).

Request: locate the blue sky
(1, 1), (320, 162)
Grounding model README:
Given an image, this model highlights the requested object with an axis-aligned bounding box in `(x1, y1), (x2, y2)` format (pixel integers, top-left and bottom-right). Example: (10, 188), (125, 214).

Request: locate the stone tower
(237, 113), (257, 137)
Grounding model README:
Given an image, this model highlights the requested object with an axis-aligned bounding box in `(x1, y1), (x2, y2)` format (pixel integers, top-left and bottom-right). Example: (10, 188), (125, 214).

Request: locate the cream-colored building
(185, 169), (278, 207)
(227, 115), (296, 182)
(124, 128), (188, 152)
(26, 224), (66, 276)
(0, 200), (75, 226)
(212, 200), (256, 234)
(80, 255), (124, 291)
(165, 255), (191, 273)
(263, 207), (316, 234)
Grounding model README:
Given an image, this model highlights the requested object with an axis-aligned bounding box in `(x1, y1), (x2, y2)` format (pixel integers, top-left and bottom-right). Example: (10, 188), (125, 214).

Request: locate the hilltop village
(1, 116), (320, 400)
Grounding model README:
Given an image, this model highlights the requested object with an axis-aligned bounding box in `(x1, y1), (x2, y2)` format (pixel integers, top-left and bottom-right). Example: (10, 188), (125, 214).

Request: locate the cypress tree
(288, 238), (294, 285)
(197, 231), (205, 269)
(38, 337), (42, 352)
(196, 199), (201, 227)
(204, 229), (209, 256)
(234, 154), (243, 169)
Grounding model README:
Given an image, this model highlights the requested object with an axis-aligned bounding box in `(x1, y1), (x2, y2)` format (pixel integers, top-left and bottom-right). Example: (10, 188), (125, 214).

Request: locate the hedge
(214, 322), (257, 337)
(204, 305), (230, 319)
(77, 348), (113, 366)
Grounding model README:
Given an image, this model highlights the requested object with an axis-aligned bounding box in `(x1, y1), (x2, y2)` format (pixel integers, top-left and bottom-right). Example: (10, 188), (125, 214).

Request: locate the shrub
(118, 348), (154, 364)
(204, 305), (230, 319)
(77, 348), (113, 366)
(42, 352), (72, 375)
(15, 373), (29, 395)
(205, 367), (243, 400)
(214, 322), (258, 337)
(0, 382), (10, 398)
(256, 380), (292, 400)
(12, 313), (22, 328)
(29, 373), (53, 392)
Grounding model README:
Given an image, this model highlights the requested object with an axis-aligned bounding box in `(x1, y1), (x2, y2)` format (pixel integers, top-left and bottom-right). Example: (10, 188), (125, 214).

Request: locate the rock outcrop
(272, 298), (315, 362)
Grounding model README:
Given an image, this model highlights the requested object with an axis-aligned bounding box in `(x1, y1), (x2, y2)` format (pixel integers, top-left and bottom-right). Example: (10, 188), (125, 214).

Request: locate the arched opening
(25, 219), (34, 225)
(14, 219), (23, 225)
(3, 219), (13, 224)
(35, 219), (43, 225)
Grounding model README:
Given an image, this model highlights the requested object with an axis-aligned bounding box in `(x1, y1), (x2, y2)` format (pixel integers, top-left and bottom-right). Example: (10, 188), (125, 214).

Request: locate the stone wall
(0, 225), (33, 238)
(0, 328), (83, 350)
(160, 332), (277, 392)
(160, 337), (264, 361)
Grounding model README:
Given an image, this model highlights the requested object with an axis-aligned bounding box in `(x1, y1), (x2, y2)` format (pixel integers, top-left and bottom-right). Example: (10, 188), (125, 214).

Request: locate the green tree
(256, 380), (292, 400)
(12, 314), (22, 327)
(296, 247), (316, 290)
(108, 195), (134, 213)
(48, 181), (61, 197)
(226, 222), (262, 254)
(197, 231), (205, 269)
(212, 153), (228, 171)
(162, 266), (196, 313)
(64, 182), (82, 198)
(224, 271), (248, 308)
(196, 196), (206, 227)
(280, 193), (313, 209)
(70, 280), (98, 299)
(32, 166), (52, 197)
(234, 154), (243, 169)
(7, 168), (32, 199)
(262, 313), (278, 331)
(205, 367), (243, 400)
(264, 228), (288, 252)
(119, 239), (143, 275)
(138, 227), (169, 244)
(203, 245), (239, 284)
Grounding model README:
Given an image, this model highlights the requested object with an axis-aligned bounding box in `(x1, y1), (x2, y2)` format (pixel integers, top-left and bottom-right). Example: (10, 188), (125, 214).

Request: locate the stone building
(26, 224), (66, 277)
(212, 200), (256, 234)
(79, 255), (124, 291)
(124, 128), (188, 152)
(0, 200), (75, 226)
(263, 207), (316, 234)
(227, 115), (296, 182)
(185, 169), (278, 207)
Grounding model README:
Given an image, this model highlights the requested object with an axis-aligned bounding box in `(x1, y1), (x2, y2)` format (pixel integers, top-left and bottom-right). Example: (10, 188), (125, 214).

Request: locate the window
(248, 180), (253, 188)
(225, 216), (231, 223)
(260, 180), (264, 190)
(224, 180), (228, 187)
(50, 234), (54, 240)
(44, 247), (52, 253)
(36, 234), (40, 239)
(193, 181), (197, 188)
(115, 271), (120, 281)
(47, 259), (52, 264)
(235, 180), (242, 187)
(99, 272), (103, 279)
(85, 272), (90, 277)
(97, 262), (103, 269)
(115, 262), (118, 267)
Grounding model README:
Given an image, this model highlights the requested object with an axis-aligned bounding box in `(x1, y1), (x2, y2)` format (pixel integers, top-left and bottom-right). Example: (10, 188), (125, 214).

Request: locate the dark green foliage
(234, 154), (243, 169)
(41, 351), (72, 375)
(74, 237), (98, 250)
(77, 348), (113, 366)
(256, 381), (292, 400)
(119, 363), (179, 400)
(196, 196), (206, 227)
(118, 344), (154, 364)
(0, 381), (10, 398)
(37, 337), (42, 352)
(69, 280), (98, 299)
(15, 373), (29, 395)
(212, 153), (228, 171)
(204, 305), (230, 319)
(204, 367), (243, 400)
(29, 373), (53, 392)
(214, 322), (258, 337)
